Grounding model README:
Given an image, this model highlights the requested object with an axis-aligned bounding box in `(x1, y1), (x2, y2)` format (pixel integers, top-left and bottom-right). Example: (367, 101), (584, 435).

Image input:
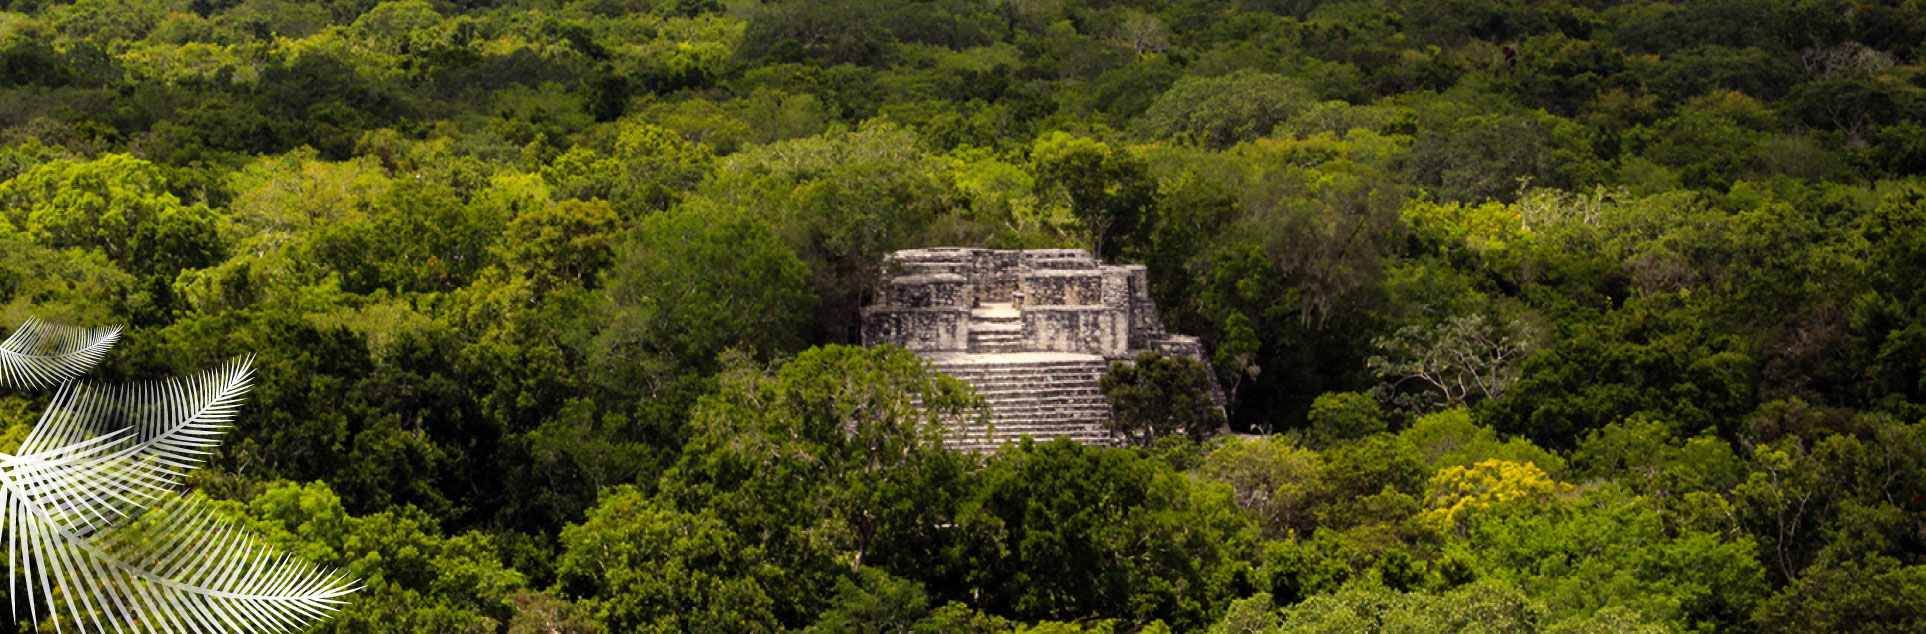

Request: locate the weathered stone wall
(1021, 306), (1128, 356)
(1147, 334), (1208, 364)
(861, 306), (969, 352)
(1021, 249), (1097, 270)
(880, 273), (971, 308)
(869, 247), (1224, 361)
(1020, 270), (1107, 306)
(969, 250), (1023, 303)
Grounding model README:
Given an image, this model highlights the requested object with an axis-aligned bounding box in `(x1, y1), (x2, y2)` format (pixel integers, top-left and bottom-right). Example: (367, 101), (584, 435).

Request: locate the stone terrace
(862, 248), (1221, 451)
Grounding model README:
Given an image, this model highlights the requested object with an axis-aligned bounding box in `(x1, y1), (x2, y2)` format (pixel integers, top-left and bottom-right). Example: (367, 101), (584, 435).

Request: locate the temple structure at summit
(861, 248), (1221, 451)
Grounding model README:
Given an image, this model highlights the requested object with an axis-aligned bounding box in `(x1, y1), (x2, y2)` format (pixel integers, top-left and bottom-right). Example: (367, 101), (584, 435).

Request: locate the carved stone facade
(862, 247), (1220, 451)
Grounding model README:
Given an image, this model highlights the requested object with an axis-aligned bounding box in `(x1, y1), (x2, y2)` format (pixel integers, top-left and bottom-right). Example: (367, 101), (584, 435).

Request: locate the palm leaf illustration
(0, 319), (121, 390)
(7, 357), (254, 539)
(0, 325), (361, 633)
(3, 493), (359, 633)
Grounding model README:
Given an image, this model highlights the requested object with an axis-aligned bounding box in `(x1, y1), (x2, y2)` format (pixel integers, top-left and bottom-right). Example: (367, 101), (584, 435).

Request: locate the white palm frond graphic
(0, 319), (122, 390)
(0, 320), (360, 632)
(4, 493), (359, 633)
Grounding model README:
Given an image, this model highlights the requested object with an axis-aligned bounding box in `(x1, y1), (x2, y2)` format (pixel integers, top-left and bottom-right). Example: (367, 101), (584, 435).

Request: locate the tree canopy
(4, 0), (1926, 630)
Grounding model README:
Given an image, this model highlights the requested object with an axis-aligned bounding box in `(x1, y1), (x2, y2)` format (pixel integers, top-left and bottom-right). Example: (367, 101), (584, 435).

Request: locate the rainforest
(2, 0), (1925, 631)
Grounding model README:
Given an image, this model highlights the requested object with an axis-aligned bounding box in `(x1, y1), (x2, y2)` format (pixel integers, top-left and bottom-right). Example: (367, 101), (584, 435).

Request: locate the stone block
(861, 306), (969, 352)
(882, 273), (971, 308)
(1022, 306), (1127, 356)
(1020, 269), (1107, 306)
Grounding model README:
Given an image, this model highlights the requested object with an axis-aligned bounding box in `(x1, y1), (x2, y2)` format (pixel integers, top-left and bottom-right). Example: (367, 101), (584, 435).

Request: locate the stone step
(981, 419), (1110, 428)
(986, 395), (1109, 404)
(921, 353), (1119, 452)
(934, 367), (1110, 378)
(988, 426), (1108, 434)
(940, 370), (1108, 380)
(984, 412), (1109, 421)
(965, 341), (1026, 354)
(930, 360), (1111, 370)
(971, 381), (1105, 390)
(1002, 409), (1105, 418)
(982, 407), (1111, 417)
(973, 388), (1102, 397)
(984, 402), (1105, 410)
(985, 414), (1109, 423)
(939, 362), (1109, 371)
(955, 362), (1109, 371)
(946, 437), (1115, 452)
(976, 386), (1105, 394)
(971, 429), (1107, 437)
(982, 412), (1107, 422)
(956, 422), (1108, 432)
(939, 369), (1107, 380)
(948, 430), (1113, 442)
(948, 439), (1113, 450)
(955, 380), (1103, 390)
(954, 427), (1114, 437)
(970, 311), (1022, 320)
(946, 374), (1099, 384)
(893, 250), (972, 264)
(980, 394), (1108, 404)
(956, 427), (1111, 435)
(935, 359), (1110, 367)
(969, 387), (1100, 395)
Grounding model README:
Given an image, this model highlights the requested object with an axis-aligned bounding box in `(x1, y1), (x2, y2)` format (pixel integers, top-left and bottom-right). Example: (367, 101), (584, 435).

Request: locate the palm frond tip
(0, 319), (122, 390)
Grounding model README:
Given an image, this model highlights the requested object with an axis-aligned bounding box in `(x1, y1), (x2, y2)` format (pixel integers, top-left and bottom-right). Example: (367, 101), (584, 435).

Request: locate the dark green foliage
(556, 486), (777, 632)
(1752, 557), (1926, 634)
(1306, 392), (1385, 446)
(947, 438), (1259, 629)
(1136, 70), (1309, 149)
(1032, 132), (1157, 260)
(589, 204), (815, 390)
(1100, 351), (1225, 447)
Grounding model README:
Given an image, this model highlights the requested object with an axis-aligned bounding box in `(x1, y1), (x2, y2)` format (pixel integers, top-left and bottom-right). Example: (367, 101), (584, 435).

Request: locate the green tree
(695, 121), (953, 342)
(557, 486), (779, 633)
(0, 153), (223, 279)
(1751, 557), (1926, 634)
(659, 345), (981, 626)
(1136, 70), (1310, 149)
(1451, 484), (1766, 630)
(1195, 435), (1324, 538)
(1306, 392), (1384, 446)
(1367, 313), (1535, 415)
(1398, 409), (1564, 476)
(500, 199), (620, 293)
(1032, 132), (1156, 260)
(590, 205), (814, 394)
(1100, 352), (1225, 447)
(1273, 579), (1545, 633)
(237, 481), (527, 633)
(300, 178), (502, 294)
(950, 439), (1260, 629)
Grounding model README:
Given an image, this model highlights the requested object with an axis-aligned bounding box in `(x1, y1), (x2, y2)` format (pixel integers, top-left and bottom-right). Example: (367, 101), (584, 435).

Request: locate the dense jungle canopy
(2, 0), (1926, 631)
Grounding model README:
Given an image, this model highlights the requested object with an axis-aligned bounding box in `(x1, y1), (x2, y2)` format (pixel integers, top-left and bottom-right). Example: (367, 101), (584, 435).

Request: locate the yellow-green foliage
(1420, 459), (1566, 533)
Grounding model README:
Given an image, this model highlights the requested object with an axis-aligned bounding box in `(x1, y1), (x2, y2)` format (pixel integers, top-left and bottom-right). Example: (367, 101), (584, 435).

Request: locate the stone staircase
(927, 353), (1116, 452)
(967, 303), (1024, 353)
